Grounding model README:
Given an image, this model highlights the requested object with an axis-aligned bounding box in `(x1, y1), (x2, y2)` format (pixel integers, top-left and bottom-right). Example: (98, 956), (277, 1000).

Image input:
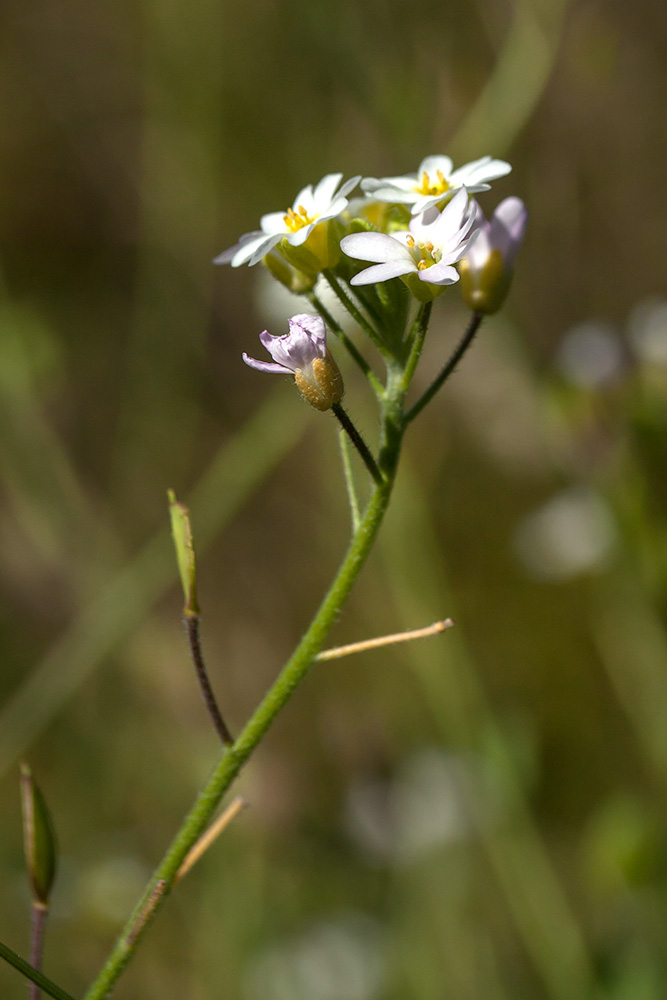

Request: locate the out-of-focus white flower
(459, 197), (527, 314)
(243, 314), (343, 411)
(215, 173), (360, 268)
(245, 914), (385, 1000)
(361, 154), (511, 215)
(513, 488), (617, 581)
(556, 321), (625, 388)
(340, 188), (478, 301)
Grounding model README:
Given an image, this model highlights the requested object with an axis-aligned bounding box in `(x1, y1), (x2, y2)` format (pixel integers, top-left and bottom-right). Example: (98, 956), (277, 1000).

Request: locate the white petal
(260, 211), (290, 235)
(337, 175), (362, 199)
(246, 234), (282, 266)
(351, 259), (416, 285)
(312, 173), (343, 208)
(449, 156), (511, 187)
(418, 155), (453, 178)
(419, 263), (459, 285)
(341, 232), (413, 264)
(291, 183), (315, 211)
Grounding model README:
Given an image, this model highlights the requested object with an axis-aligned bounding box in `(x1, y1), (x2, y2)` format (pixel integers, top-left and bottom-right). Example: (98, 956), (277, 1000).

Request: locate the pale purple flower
(215, 173), (360, 268)
(459, 197), (527, 314)
(243, 314), (343, 411)
(464, 197), (528, 274)
(340, 187), (478, 290)
(361, 155), (511, 215)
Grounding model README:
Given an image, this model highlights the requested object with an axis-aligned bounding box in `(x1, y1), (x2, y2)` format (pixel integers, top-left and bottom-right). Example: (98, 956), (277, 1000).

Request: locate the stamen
(406, 235), (416, 248)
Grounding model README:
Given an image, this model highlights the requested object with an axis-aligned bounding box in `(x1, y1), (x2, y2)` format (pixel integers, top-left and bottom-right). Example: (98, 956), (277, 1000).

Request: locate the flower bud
(20, 763), (57, 907)
(459, 197), (527, 314)
(294, 350), (344, 411)
(262, 249), (316, 294)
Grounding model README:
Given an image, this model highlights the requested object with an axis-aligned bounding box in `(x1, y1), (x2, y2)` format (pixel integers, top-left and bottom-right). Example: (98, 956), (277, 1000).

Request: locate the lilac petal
(341, 232), (413, 264)
(351, 259), (416, 285)
(288, 314), (327, 353)
(259, 324), (320, 371)
(489, 197), (528, 264)
(243, 353), (290, 375)
(418, 263), (459, 285)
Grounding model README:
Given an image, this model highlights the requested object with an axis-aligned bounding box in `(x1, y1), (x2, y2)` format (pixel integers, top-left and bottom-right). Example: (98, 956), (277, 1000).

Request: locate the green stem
(82, 444), (401, 1000)
(406, 312), (483, 423)
(400, 301), (433, 392)
(338, 430), (361, 533)
(308, 293), (382, 396)
(0, 939), (76, 1000)
(322, 271), (385, 353)
(332, 403), (383, 486)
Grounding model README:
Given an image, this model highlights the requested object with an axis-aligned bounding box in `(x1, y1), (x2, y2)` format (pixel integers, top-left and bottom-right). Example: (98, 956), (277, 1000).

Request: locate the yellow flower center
(414, 169), (451, 197)
(283, 204), (317, 232)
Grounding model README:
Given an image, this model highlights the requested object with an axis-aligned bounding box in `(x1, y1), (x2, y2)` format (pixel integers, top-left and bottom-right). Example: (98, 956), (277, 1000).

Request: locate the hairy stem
(82, 438), (402, 1000)
(183, 613), (234, 745)
(332, 404), (383, 485)
(406, 311), (483, 423)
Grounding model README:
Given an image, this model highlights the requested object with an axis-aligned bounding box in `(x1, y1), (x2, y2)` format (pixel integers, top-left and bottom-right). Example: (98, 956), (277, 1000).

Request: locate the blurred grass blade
(0, 387), (308, 778)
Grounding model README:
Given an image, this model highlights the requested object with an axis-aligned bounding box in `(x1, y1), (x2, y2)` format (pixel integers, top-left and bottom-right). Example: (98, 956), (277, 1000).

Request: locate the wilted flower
(340, 188), (478, 302)
(243, 314), (343, 411)
(361, 155), (511, 215)
(215, 173), (360, 270)
(459, 196), (527, 314)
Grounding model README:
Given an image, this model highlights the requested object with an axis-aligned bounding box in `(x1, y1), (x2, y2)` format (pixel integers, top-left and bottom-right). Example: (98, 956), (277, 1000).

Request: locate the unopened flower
(243, 314), (343, 411)
(361, 155), (511, 215)
(215, 173), (360, 270)
(459, 197), (527, 314)
(340, 188), (478, 302)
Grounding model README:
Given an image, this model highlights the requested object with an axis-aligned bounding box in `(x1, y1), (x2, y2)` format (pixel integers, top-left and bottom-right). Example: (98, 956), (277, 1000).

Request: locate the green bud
(168, 490), (199, 616)
(20, 763), (57, 906)
(459, 249), (513, 315)
(262, 250), (316, 294)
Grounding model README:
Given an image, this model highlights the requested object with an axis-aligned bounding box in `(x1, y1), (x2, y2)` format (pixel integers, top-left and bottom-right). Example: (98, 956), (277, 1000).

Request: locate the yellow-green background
(2, 0), (667, 997)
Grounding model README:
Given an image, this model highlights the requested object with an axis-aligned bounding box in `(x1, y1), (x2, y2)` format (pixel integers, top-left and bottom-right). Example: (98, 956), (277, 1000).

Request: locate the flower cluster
(217, 152), (527, 408)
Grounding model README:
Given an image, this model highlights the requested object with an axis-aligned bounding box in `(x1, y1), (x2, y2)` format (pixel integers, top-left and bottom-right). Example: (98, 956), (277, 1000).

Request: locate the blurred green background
(2, 0), (667, 997)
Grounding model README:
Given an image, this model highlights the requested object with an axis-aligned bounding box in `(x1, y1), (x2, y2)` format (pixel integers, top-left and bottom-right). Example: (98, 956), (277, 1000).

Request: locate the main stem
(83, 449), (400, 1000)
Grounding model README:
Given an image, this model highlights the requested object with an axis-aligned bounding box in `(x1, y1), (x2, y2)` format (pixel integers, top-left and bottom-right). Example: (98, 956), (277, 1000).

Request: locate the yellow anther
(406, 235), (416, 248)
(414, 168), (451, 197)
(282, 205), (316, 233)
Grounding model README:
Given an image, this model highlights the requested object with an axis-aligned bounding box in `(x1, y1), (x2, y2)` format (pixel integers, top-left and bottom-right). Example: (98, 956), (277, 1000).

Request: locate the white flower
(361, 155), (511, 215)
(340, 188), (478, 294)
(215, 173), (360, 268)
